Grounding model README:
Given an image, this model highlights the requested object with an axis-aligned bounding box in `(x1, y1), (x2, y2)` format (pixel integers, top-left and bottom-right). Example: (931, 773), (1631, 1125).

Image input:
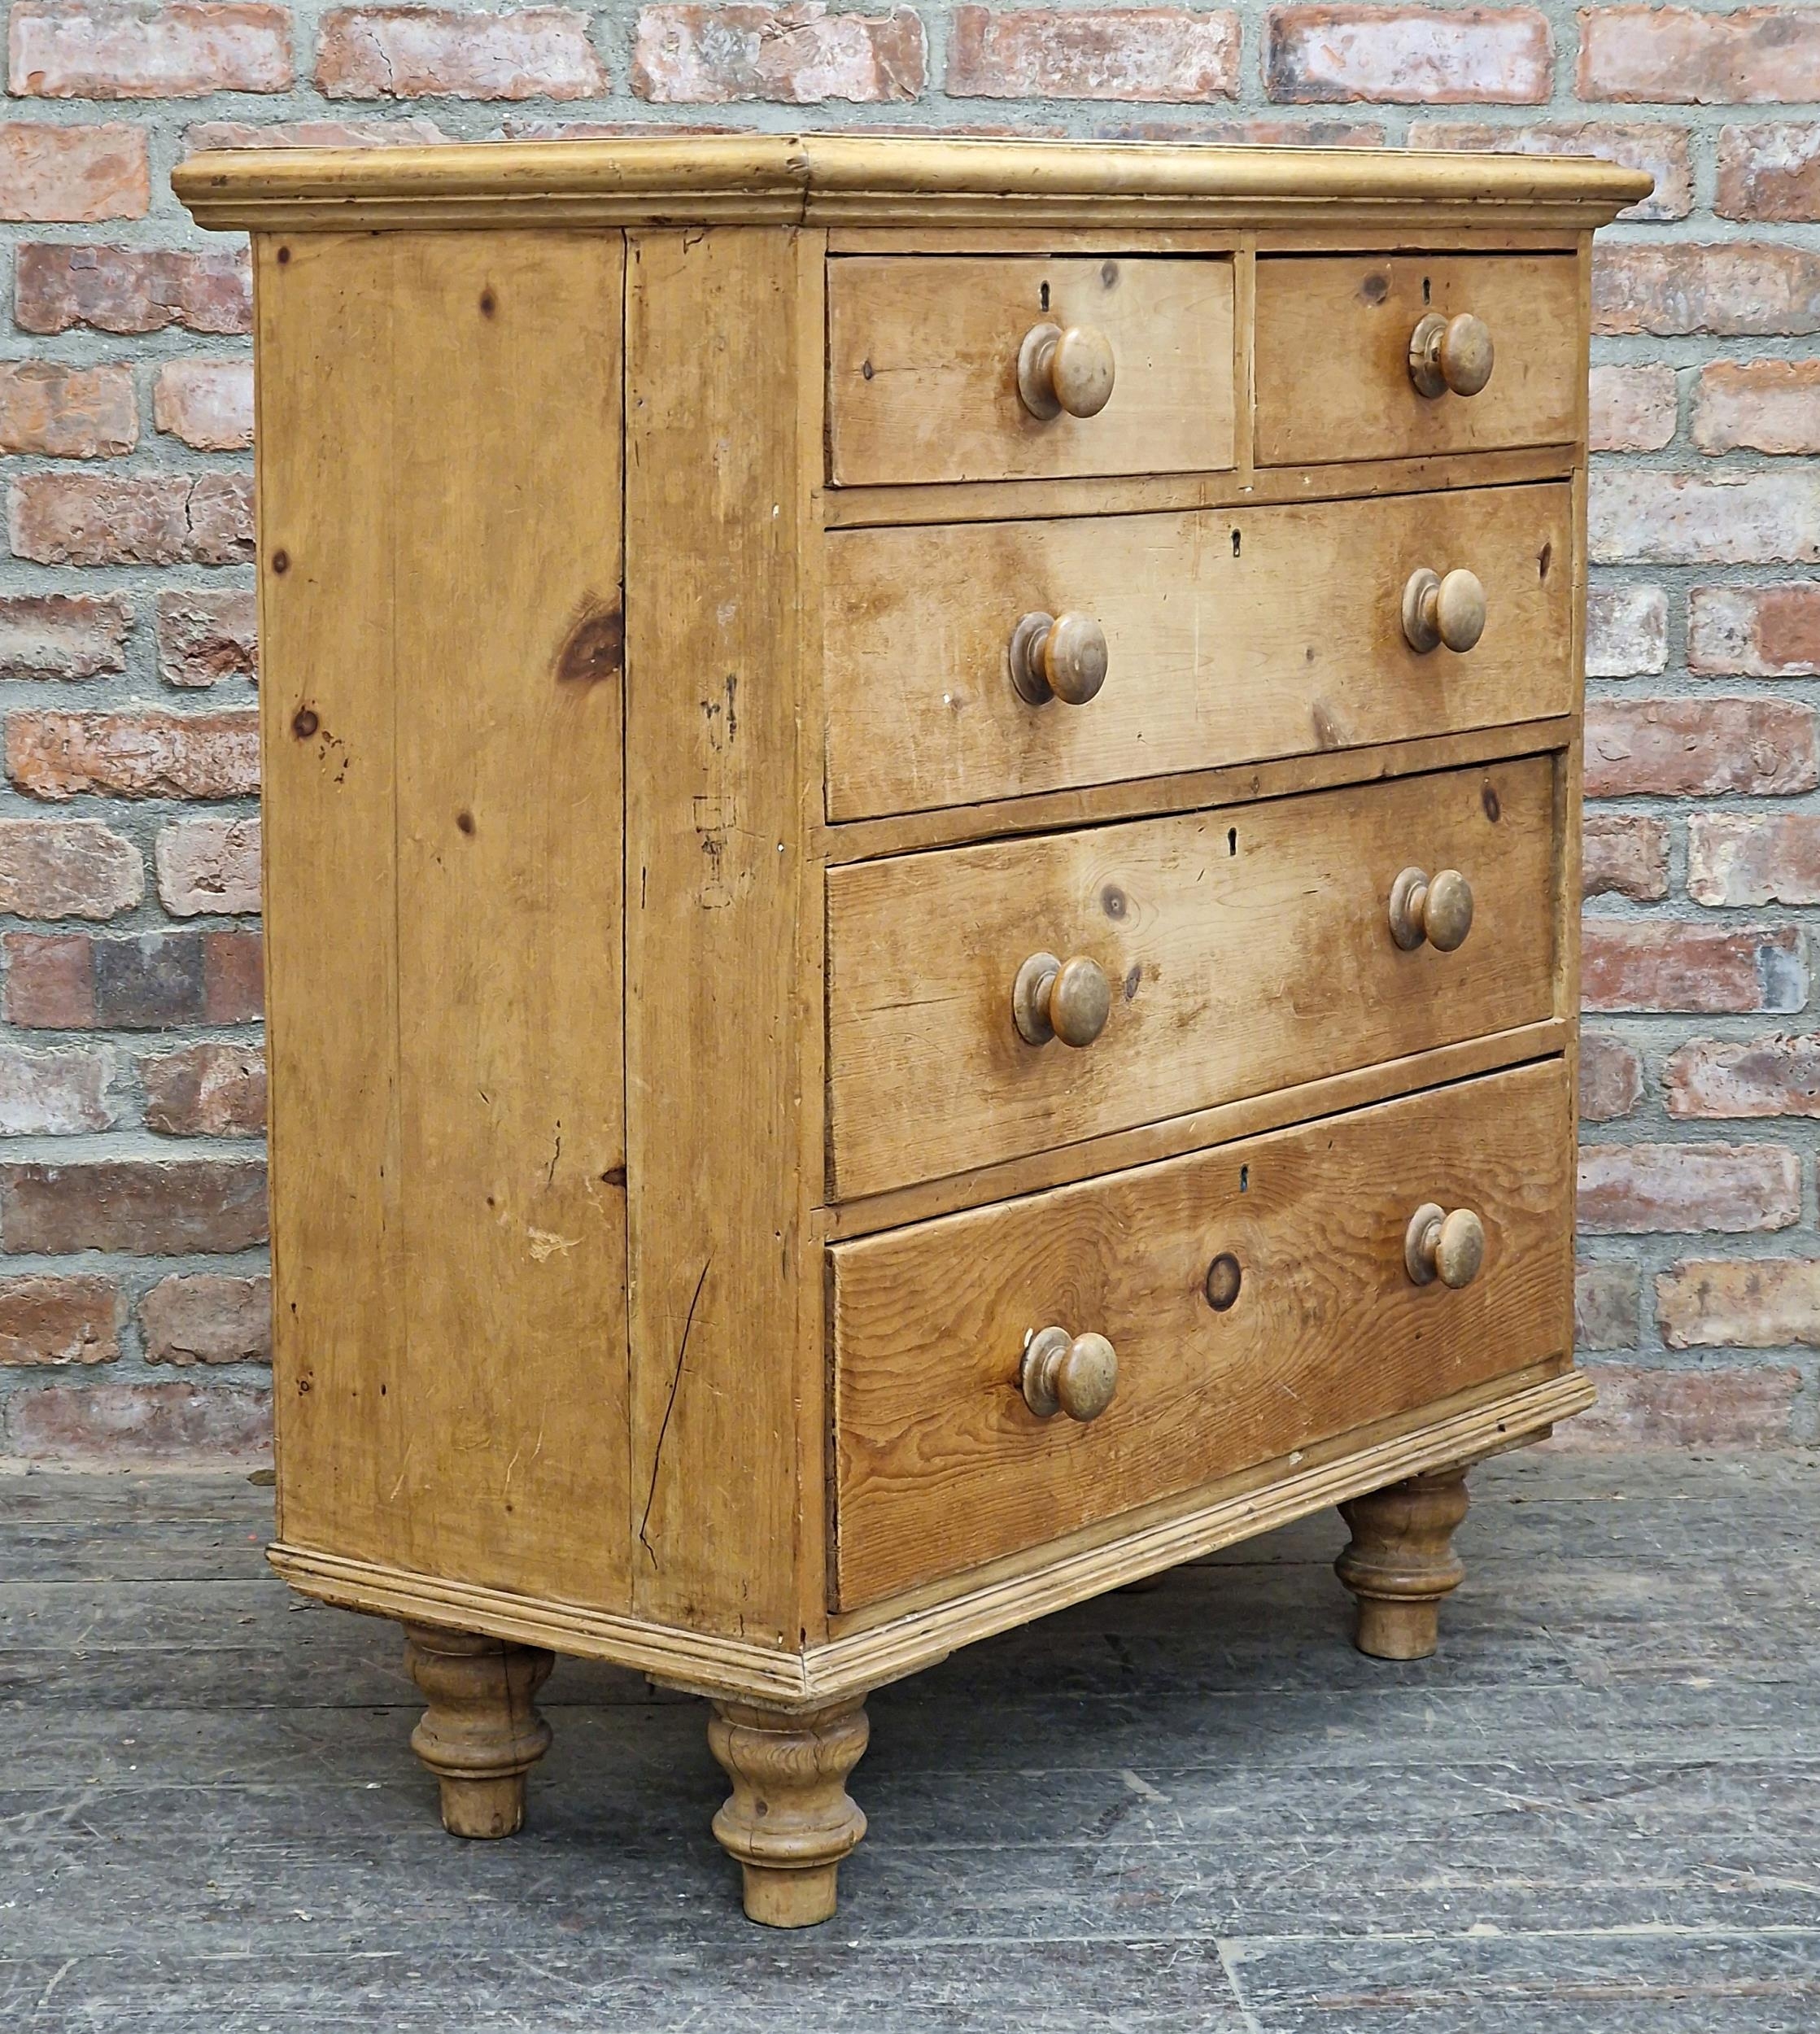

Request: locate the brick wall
(0, 1), (1813, 1463)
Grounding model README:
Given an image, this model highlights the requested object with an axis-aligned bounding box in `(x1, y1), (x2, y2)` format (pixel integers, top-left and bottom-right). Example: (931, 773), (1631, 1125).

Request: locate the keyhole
(1227, 827), (1237, 856)
(1422, 275), (1432, 304)
(1039, 282), (1050, 312)
(1239, 1165), (1250, 1193)
(1231, 530), (1242, 557)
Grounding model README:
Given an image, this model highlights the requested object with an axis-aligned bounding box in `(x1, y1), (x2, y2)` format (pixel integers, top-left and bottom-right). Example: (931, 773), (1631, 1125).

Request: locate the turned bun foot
(1335, 1465), (1470, 1661)
(403, 1623), (555, 1838)
(708, 1697), (870, 1927)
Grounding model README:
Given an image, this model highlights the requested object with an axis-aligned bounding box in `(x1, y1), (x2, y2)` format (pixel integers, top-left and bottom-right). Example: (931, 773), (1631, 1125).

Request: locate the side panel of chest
(256, 230), (632, 1611)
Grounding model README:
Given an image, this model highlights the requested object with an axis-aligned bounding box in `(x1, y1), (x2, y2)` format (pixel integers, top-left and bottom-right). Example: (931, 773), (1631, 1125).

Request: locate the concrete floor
(3, 1450), (1818, 2031)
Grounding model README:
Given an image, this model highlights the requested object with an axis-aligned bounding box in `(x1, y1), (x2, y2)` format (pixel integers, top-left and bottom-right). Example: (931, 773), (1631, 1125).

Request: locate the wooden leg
(707, 1696), (870, 1927)
(403, 1623), (554, 1839)
(1334, 1464), (1469, 1661)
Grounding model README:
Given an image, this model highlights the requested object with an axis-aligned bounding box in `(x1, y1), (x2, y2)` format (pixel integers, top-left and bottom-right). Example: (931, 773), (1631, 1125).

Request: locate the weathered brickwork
(0, 2), (1814, 1460)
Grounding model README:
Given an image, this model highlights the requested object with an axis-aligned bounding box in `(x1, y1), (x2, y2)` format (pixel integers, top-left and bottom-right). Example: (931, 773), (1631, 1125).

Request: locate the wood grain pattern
(827, 755), (1558, 1201)
(824, 482), (1571, 820)
(831, 1058), (1571, 1608)
(1255, 254), (1581, 466)
(258, 229), (631, 1611)
(624, 226), (822, 1643)
(827, 255), (1233, 487)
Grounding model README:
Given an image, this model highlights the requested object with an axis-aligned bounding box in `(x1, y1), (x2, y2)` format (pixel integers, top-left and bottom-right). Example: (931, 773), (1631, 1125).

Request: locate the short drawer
(831, 1057), (1572, 1609)
(827, 255), (1235, 487)
(824, 482), (1571, 822)
(1255, 254), (1580, 467)
(826, 753), (1557, 1203)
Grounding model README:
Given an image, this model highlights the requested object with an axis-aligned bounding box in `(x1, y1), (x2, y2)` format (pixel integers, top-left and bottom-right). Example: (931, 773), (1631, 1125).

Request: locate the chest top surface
(174, 131), (1648, 234)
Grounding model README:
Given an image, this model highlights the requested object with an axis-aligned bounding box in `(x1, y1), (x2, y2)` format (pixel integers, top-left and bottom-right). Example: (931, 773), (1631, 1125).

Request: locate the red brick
(1407, 119), (1691, 221)
(154, 814), (260, 917)
(1692, 359), (1820, 454)
(2, 928), (262, 1028)
(10, 1), (291, 97)
(1593, 242), (1820, 337)
(0, 593), (129, 680)
(1574, 1259), (1639, 1351)
(0, 120), (146, 221)
(1582, 920), (1807, 1015)
(1657, 1259), (1820, 1350)
(1549, 1363), (1799, 1448)
(138, 1270), (269, 1364)
(1717, 122), (1820, 221)
(0, 1042), (116, 1133)
(0, 1157), (266, 1254)
(1264, 6), (1550, 105)
(1097, 115), (1386, 144)
(152, 358), (251, 451)
(0, 1273), (120, 1365)
(0, 361), (134, 457)
(8, 709), (258, 801)
(1579, 7), (1820, 106)
(15, 241), (250, 335)
(1578, 1141), (1800, 1234)
(0, 817), (141, 919)
(5, 1378), (270, 1462)
(1579, 1032), (1643, 1122)
(318, 5), (608, 98)
(1586, 584), (1667, 678)
(631, 3), (923, 102)
(1687, 812), (1820, 906)
(1690, 584), (1820, 677)
(140, 1039), (264, 1137)
(186, 114), (447, 147)
(1582, 811), (1668, 901)
(8, 473), (252, 565)
(945, 7), (1238, 100)
(1589, 470), (1820, 565)
(1665, 1034), (1820, 1121)
(155, 588), (255, 687)
(1584, 697), (1818, 798)
(1588, 362), (1676, 452)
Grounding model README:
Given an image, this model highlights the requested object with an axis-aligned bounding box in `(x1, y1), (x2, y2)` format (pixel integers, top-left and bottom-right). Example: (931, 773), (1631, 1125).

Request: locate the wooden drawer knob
(1017, 321), (1116, 421)
(1404, 1203), (1486, 1290)
(1009, 610), (1109, 706)
(1389, 866), (1473, 953)
(1408, 311), (1495, 399)
(1402, 567), (1486, 654)
(1020, 1325), (1118, 1421)
(1013, 950), (1111, 1047)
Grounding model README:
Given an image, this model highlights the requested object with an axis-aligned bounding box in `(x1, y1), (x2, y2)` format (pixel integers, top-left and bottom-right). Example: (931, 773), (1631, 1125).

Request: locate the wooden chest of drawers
(176, 135), (1646, 1927)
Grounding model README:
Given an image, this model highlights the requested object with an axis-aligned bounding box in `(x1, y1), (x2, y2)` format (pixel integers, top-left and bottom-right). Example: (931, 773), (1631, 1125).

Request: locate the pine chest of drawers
(176, 135), (1647, 1927)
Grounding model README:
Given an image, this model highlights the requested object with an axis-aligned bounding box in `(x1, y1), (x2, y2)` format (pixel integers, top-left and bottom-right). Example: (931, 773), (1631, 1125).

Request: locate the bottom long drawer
(831, 1057), (1573, 1610)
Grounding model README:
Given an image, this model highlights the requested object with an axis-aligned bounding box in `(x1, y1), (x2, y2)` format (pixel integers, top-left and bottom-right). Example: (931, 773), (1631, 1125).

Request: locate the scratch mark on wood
(639, 1254), (710, 1566)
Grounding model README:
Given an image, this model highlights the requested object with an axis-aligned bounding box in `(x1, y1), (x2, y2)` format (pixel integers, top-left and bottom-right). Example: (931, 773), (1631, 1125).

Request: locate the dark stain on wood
(556, 599), (625, 687)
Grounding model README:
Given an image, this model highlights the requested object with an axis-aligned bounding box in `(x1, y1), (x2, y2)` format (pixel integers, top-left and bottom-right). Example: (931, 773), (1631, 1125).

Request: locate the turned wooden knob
(1009, 610), (1109, 706)
(1408, 310), (1494, 399)
(1012, 950), (1111, 1047)
(1020, 1325), (1118, 1421)
(1017, 321), (1116, 421)
(1402, 567), (1486, 654)
(1388, 866), (1473, 953)
(1404, 1203), (1486, 1289)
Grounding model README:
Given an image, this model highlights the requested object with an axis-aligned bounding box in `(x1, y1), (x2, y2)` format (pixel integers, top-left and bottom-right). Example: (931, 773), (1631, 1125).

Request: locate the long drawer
(827, 255), (1236, 487)
(831, 1057), (1572, 1609)
(826, 753), (1558, 1203)
(1255, 253), (1581, 466)
(824, 482), (1572, 822)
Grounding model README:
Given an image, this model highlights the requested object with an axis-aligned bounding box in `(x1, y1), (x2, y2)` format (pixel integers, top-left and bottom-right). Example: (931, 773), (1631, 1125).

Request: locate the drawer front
(825, 482), (1571, 822)
(827, 255), (1235, 487)
(832, 1057), (1572, 1609)
(1255, 255), (1580, 467)
(827, 754), (1557, 1203)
